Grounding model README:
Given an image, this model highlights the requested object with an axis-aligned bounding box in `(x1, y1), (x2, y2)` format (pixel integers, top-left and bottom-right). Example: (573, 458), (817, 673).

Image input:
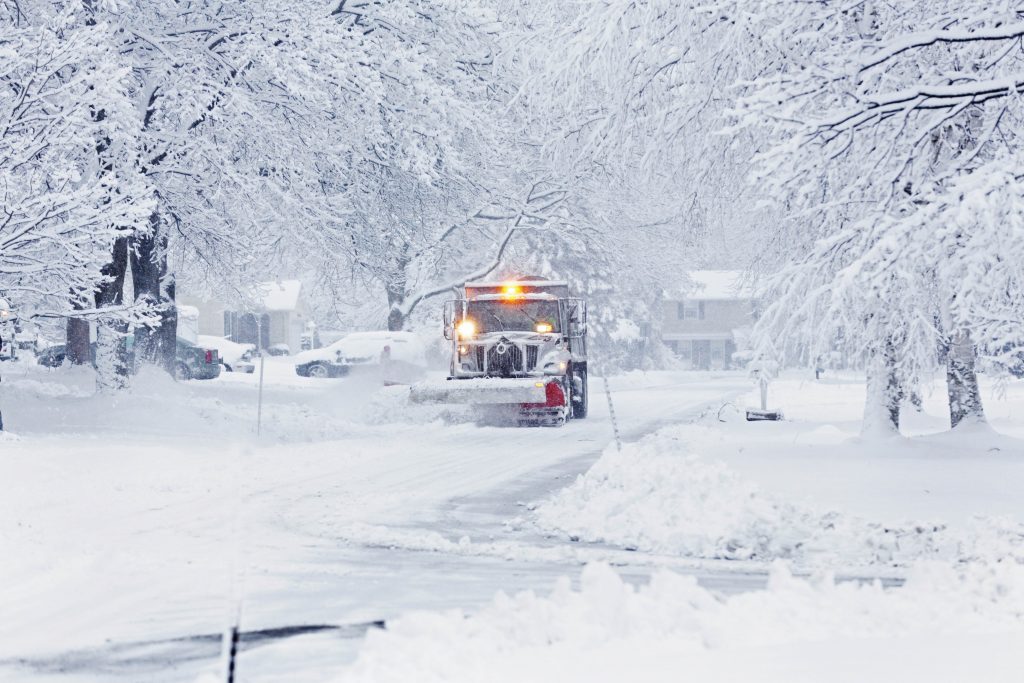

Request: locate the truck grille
(486, 341), (523, 377)
(525, 345), (539, 371)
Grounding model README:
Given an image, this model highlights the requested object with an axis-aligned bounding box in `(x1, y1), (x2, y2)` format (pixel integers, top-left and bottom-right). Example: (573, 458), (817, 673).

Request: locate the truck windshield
(467, 300), (560, 334)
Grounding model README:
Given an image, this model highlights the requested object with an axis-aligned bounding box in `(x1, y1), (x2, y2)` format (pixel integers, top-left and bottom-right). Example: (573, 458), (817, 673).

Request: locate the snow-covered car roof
(294, 331), (427, 366)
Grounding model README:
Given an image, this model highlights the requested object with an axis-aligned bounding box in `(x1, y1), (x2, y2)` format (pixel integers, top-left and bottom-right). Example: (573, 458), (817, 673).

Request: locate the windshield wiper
(484, 308), (505, 332)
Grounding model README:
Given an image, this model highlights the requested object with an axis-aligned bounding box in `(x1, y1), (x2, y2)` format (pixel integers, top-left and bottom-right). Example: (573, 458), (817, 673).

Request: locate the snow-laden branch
(860, 22), (1024, 74)
(396, 221), (524, 320)
(394, 179), (570, 321)
(814, 76), (1024, 137)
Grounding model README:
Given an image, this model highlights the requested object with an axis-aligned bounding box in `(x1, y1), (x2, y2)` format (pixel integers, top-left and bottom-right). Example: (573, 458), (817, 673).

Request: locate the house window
(677, 300), (705, 320)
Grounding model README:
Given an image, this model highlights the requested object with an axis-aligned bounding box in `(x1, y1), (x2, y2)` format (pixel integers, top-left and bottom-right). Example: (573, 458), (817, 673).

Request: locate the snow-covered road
(0, 361), (751, 682)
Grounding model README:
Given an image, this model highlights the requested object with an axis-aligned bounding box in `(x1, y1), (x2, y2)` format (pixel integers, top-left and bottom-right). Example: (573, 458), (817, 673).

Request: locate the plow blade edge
(409, 378), (549, 405)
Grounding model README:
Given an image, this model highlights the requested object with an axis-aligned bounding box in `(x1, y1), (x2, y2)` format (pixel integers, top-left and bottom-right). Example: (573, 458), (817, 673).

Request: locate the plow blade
(409, 377), (549, 405)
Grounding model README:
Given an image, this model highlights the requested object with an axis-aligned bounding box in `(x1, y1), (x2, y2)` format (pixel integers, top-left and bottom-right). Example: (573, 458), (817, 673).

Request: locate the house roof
(674, 270), (754, 301)
(258, 280), (302, 311)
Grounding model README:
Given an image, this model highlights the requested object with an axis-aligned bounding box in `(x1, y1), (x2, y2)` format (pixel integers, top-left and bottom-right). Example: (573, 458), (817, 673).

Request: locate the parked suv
(37, 336), (221, 380)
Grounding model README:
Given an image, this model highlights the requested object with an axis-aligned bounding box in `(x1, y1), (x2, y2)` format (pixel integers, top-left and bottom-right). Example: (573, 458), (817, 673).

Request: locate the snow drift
(337, 561), (1024, 683)
(530, 427), (1024, 568)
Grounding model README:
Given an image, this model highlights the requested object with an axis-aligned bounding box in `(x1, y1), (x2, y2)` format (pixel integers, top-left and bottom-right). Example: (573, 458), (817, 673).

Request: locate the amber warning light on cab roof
(464, 279), (571, 301)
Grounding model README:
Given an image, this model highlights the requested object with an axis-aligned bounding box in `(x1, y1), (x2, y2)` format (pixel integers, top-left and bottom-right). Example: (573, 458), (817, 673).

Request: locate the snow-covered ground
(0, 358), (751, 681)
(3, 363), (1022, 681)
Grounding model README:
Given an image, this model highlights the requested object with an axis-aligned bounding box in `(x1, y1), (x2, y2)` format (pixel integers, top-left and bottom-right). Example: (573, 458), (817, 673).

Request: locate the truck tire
(571, 366), (588, 419)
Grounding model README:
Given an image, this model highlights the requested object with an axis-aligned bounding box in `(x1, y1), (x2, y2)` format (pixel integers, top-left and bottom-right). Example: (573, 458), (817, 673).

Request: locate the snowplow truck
(410, 279), (588, 426)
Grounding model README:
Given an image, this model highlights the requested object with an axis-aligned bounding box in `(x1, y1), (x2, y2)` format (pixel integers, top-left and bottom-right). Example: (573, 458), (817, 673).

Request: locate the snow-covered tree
(308, 1), (578, 333)
(69, 0), (366, 376)
(0, 3), (153, 380)
(732, 1), (1024, 431)
(510, 0), (769, 366)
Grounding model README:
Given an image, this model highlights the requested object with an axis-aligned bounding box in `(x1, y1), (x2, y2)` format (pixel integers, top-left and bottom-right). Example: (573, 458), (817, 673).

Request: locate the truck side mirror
(567, 302), (586, 339)
(443, 300), (456, 340)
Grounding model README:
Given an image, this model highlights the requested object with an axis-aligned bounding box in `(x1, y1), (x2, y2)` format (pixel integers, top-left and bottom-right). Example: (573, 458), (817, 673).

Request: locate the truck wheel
(571, 367), (588, 419)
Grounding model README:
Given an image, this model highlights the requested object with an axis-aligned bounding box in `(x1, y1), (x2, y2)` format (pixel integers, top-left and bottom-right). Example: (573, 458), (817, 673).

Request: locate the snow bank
(531, 427), (1024, 568)
(337, 561), (1024, 683)
(534, 429), (816, 560)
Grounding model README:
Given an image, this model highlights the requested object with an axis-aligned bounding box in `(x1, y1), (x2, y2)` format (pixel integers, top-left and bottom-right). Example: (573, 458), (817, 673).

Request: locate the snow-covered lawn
(533, 372), (1024, 570)
(334, 372), (1024, 683)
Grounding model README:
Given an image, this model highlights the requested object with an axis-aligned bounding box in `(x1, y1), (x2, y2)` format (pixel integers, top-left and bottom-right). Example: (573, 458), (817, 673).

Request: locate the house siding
(661, 298), (756, 370)
(180, 280), (311, 353)
(178, 296), (227, 336)
(662, 299), (754, 337)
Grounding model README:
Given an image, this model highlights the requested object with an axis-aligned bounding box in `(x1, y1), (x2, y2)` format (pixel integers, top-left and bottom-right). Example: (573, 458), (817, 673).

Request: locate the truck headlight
(543, 361), (567, 376)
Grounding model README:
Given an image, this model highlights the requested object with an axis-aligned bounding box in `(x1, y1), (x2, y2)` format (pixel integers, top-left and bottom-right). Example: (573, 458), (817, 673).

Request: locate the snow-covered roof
(257, 280), (302, 311)
(674, 270), (754, 301)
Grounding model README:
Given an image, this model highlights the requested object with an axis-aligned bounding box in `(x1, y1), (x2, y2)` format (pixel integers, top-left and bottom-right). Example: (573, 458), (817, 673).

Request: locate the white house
(180, 280), (312, 353)
(661, 270), (757, 370)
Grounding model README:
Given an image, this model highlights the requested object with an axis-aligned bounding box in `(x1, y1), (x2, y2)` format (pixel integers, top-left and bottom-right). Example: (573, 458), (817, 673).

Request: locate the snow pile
(338, 561), (1024, 683)
(534, 429), (817, 560)
(531, 428), (1024, 568)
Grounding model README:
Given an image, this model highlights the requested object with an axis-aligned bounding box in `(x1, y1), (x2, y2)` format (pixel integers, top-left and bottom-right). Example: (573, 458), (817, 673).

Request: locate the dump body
(410, 278), (589, 425)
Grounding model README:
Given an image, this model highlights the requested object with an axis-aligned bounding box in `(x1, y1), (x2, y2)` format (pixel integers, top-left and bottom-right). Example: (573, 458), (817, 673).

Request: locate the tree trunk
(946, 329), (984, 429)
(386, 282), (406, 332)
(68, 5), (108, 370)
(862, 337), (901, 437)
(387, 306), (405, 332)
(66, 316), (91, 365)
(94, 237), (130, 393)
(131, 211), (178, 375)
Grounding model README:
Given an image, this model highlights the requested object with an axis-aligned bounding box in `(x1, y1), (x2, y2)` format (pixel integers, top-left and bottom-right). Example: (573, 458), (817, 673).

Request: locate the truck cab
(441, 279), (588, 422)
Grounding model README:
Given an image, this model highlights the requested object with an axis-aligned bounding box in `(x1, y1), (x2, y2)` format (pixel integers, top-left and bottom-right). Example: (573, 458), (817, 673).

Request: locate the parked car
(37, 336), (221, 380)
(167, 337), (222, 380)
(293, 337), (349, 378)
(294, 331), (427, 381)
(197, 335), (256, 373)
(266, 343), (291, 357)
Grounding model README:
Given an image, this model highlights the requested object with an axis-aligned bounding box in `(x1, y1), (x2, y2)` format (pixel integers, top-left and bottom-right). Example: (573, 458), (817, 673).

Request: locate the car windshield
(466, 300), (560, 334)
